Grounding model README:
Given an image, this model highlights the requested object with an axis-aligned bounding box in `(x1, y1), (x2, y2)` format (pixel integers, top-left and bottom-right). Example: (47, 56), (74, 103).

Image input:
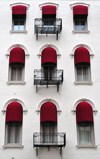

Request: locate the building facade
(0, 0), (100, 159)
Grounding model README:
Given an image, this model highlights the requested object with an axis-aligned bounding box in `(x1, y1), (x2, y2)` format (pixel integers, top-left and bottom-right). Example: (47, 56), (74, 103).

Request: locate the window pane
(83, 66), (88, 81)
(79, 127), (85, 143)
(77, 66), (82, 81)
(85, 126), (91, 143)
(80, 20), (85, 31)
(17, 66), (22, 81)
(8, 125), (13, 143)
(19, 21), (24, 31)
(75, 21), (80, 31)
(14, 21), (19, 31)
(11, 66), (16, 81)
(15, 125), (20, 143)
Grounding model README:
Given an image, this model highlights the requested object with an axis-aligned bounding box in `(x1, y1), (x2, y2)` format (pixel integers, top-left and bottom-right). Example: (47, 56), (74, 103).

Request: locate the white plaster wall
(0, 0), (100, 159)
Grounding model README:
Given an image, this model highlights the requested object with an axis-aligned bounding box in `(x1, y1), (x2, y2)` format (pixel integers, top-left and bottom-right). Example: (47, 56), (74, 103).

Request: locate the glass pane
(85, 126), (91, 143)
(15, 125), (20, 143)
(14, 21), (19, 31)
(80, 20), (85, 31)
(75, 21), (80, 31)
(79, 127), (85, 143)
(19, 21), (24, 31)
(77, 66), (82, 81)
(8, 125), (13, 143)
(83, 66), (88, 81)
(17, 66), (22, 81)
(11, 66), (16, 81)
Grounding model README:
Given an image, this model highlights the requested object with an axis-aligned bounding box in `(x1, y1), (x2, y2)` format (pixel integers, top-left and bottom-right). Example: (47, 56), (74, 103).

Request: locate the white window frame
(73, 15), (89, 34)
(11, 14), (27, 34)
(4, 122), (23, 148)
(77, 122), (95, 148)
(75, 64), (92, 85)
(8, 64), (25, 85)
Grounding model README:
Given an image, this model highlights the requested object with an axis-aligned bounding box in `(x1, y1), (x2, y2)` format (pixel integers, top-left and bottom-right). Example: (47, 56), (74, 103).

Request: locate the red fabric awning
(41, 102), (57, 123)
(76, 102), (93, 123)
(42, 5), (56, 15)
(74, 47), (90, 65)
(73, 5), (88, 16)
(12, 5), (26, 14)
(9, 47), (25, 64)
(6, 102), (23, 123)
(42, 47), (57, 65)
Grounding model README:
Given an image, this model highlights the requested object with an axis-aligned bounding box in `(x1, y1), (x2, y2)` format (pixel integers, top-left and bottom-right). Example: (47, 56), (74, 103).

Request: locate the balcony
(34, 69), (63, 92)
(33, 132), (66, 147)
(35, 18), (62, 40)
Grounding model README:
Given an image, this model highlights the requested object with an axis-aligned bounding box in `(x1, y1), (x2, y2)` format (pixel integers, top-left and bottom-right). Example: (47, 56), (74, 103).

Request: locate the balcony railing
(33, 132), (66, 147)
(34, 69), (63, 92)
(35, 18), (62, 40)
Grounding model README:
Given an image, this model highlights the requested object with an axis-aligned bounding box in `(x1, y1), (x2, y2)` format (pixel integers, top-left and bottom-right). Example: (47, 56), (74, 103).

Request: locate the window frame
(11, 14), (27, 33)
(4, 122), (23, 148)
(73, 15), (89, 34)
(8, 64), (25, 85)
(77, 122), (95, 148)
(75, 63), (92, 85)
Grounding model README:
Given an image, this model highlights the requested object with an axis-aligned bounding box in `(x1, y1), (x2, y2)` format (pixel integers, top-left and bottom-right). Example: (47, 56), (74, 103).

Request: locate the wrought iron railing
(34, 69), (63, 91)
(33, 133), (66, 147)
(35, 18), (62, 40)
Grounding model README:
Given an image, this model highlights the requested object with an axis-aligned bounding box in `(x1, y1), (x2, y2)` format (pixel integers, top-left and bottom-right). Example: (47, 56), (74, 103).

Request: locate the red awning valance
(73, 5), (88, 16)
(6, 102), (23, 123)
(41, 102), (57, 123)
(42, 47), (57, 65)
(74, 47), (90, 65)
(42, 5), (56, 15)
(12, 5), (26, 14)
(76, 102), (93, 123)
(9, 47), (25, 64)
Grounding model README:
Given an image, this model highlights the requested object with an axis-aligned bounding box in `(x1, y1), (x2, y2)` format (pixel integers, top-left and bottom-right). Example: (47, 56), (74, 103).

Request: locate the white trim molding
(2, 98), (28, 114)
(39, 2), (59, 10)
(6, 44), (30, 58)
(36, 97), (62, 114)
(71, 98), (97, 115)
(38, 44), (61, 58)
(10, 3), (30, 9)
(70, 2), (90, 10)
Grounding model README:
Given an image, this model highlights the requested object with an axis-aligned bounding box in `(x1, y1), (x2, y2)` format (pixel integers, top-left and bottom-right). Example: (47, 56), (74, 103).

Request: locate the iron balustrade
(35, 18), (62, 40)
(33, 132), (66, 147)
(34, 69), (63, 92)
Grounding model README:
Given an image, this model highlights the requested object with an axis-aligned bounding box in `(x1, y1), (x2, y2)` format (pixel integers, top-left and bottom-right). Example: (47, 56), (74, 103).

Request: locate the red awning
(12, 5), (26, 14)
(41, 102), (57, 122)
(42, 5), (56, 15)
(73, 5), (88, 16)
(74, 47), (90, 65)
(76, 102), (93, 123)
(9, 47), (25, 64)
(42, 47), (57, 65)
(6, 102), (23, 123)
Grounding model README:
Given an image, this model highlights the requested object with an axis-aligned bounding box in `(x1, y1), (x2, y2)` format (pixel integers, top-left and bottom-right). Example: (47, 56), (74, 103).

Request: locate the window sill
(76, 144), (97, 148)
(7, 81), (26, 85)
(74, 82), (93, 85)
(3, 144), (24, 148)
(72, 30), (90, 34)
(10, 30), (27, 34)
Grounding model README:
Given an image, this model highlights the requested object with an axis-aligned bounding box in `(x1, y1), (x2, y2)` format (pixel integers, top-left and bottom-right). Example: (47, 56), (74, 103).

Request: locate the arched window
(8, 47), (25, 83)
(5, 102), (23, 147)
(76, 102), (95, 146)
(74, 47), (91, 83)
(40, 102), (57, 143)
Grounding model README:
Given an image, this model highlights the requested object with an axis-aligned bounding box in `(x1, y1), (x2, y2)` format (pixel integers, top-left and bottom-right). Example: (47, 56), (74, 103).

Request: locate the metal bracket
(36, 147), (38, 157)
(60, 147), (62, 157)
